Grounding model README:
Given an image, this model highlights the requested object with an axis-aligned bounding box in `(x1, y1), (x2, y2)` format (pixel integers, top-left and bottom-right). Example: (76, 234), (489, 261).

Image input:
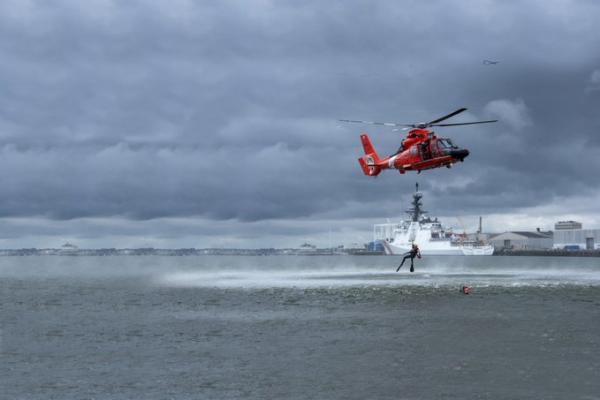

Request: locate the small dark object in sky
(483, 59), (500, 65)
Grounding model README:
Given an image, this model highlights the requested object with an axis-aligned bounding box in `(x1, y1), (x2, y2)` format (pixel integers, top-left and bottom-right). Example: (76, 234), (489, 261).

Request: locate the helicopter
(339, 108), (497, 176)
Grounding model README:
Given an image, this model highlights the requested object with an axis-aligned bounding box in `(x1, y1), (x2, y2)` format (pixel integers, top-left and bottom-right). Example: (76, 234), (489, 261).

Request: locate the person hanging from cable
(396, 243), (421, 273)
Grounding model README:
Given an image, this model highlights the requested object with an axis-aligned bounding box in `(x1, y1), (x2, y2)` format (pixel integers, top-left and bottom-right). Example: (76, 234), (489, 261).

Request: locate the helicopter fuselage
(358, 128), (469, 176)
(343, 107), (495, 176)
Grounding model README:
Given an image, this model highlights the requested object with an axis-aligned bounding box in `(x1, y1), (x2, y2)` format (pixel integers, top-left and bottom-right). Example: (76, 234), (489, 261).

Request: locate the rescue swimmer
(396, 243), (421, 273)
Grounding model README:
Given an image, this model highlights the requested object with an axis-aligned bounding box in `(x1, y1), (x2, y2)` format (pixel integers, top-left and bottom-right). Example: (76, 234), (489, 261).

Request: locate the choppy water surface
(2, 256), (600, 399)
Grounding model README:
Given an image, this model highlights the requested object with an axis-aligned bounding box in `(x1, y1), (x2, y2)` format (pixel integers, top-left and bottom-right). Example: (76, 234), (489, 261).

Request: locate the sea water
(1, 256), (599, 399)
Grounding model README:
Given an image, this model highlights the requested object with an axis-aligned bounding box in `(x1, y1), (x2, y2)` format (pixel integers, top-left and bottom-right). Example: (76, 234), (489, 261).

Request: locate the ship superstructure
(374, 185), (494, 256)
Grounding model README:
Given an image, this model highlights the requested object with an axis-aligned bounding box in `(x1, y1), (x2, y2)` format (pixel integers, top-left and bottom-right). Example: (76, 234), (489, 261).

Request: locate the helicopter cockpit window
(438, 139), (457, 149)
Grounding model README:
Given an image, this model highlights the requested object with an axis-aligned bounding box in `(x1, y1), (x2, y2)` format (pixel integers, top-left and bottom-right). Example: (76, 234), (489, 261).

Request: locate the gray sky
(1, 0), (599, 248)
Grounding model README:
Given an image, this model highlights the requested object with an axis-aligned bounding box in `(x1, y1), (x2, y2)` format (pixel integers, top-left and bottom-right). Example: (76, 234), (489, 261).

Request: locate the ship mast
(406, 182), (427, 222)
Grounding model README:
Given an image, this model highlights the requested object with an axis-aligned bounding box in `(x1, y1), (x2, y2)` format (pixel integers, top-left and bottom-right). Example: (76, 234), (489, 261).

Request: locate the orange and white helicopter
(340, 108), (497, 176)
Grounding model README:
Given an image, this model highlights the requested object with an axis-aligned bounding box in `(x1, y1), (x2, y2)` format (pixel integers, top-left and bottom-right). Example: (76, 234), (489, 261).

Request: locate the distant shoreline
(493, 249), (600, 257)
(0, 248), (599, 257)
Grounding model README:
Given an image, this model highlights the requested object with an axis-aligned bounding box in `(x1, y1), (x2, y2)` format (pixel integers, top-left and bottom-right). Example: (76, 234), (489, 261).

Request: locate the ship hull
(460, 245), (495, 256)
(383, 241), (494, 256)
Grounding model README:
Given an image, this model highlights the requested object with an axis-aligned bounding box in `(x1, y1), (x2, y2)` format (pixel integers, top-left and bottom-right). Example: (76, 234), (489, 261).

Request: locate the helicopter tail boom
(358, 134), (382, 176)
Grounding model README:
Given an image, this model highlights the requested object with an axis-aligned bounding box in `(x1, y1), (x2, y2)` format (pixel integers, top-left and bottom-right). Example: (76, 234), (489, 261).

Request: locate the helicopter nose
(450, 149), (469, 161)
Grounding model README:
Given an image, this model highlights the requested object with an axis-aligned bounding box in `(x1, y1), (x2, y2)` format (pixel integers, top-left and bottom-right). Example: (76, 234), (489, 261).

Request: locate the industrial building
(555, 220), (582, 230)
(553, 221), (600, 250)
(489, 231), (553, 251)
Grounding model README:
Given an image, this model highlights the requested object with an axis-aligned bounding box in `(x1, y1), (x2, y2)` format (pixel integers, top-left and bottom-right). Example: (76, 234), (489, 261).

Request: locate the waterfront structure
(59, 242), (79, 255)
(553, 222), (600, 250)
(489, 231), (553, 251)
(555, 220), (582, 230)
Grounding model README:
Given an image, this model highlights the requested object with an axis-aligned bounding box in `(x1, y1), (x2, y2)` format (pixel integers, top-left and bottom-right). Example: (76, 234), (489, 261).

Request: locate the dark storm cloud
(1, 0), (600, 236)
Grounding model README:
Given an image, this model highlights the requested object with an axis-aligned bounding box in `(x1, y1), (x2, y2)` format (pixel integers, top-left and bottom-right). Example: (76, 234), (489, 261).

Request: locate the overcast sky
(1, 0), (599, 248)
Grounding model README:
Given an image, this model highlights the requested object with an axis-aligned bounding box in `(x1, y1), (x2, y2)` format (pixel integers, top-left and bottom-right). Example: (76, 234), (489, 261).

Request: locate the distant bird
(483, 59), (500, 65)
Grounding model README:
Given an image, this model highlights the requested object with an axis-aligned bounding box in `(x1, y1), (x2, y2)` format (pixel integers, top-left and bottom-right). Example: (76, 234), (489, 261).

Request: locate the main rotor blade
(427, 108), (467, 125)
(432, 120), (498, 127)
(338, 119), (413, 127)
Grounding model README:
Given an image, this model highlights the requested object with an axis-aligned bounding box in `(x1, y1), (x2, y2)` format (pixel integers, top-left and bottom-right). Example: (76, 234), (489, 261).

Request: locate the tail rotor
(358, 134), (382, 176)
